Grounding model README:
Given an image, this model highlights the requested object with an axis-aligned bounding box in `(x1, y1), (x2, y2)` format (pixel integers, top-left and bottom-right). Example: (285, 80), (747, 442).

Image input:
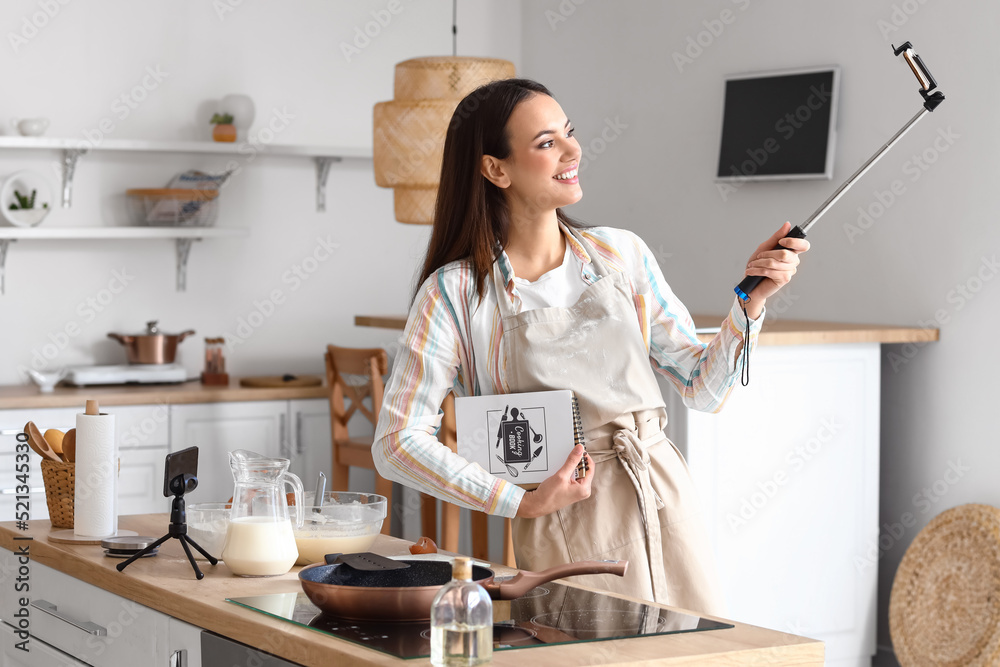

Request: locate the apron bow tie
(612, 429), (665, 511)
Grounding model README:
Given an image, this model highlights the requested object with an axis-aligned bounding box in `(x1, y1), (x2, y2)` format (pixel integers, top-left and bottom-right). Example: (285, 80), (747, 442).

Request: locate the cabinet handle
(295, 412), (304, 455)
(31, 600), (107, 636)
(169, 649), (187, 667)
(279, 413), (289, 459)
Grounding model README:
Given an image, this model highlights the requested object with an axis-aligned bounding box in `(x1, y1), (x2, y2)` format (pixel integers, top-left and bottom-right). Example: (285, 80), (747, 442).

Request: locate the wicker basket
(889, 503), (1000, 666)
(40, 459), (75, 529)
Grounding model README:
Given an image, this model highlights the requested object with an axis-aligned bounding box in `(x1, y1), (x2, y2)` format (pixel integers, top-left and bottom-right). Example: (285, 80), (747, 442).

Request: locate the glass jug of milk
(222, 449), (304, 576)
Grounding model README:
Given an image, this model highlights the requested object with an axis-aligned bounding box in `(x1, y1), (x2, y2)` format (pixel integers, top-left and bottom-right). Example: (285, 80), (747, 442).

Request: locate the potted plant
(6, 188), (49, 226)
(210, 113), (237, 142)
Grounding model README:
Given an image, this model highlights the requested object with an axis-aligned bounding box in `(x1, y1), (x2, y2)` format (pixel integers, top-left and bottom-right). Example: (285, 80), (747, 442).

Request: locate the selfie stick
(734, 41), (946, 302)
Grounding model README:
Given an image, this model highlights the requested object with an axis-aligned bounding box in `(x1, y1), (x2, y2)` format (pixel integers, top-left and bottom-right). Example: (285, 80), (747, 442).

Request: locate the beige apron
(496, 228), (727, 616)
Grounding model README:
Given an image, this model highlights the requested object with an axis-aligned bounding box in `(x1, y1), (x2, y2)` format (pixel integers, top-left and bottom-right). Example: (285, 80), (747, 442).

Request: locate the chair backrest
(325, 345), (389, 442)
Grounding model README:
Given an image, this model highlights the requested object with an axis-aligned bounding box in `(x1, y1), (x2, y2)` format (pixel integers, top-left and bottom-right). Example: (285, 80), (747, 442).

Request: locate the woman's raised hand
(515, 445), (593, 518)
(744, 221), (810, 304)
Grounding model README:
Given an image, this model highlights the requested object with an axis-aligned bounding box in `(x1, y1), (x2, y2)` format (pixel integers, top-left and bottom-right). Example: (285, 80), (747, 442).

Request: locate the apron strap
(491, 251), (516, 320)
(490, 224), (611, 319)
(589, 428), (670, 602)
(566, 225), (612, 278)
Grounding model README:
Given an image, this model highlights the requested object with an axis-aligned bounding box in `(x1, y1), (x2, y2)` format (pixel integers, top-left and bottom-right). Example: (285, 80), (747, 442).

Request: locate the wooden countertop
(0, 516), (823, 666)
(0, 378), (328, 410)
(356, 314), (939, 346)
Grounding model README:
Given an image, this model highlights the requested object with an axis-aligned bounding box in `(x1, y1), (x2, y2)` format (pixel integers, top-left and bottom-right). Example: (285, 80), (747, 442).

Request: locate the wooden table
(356, 314), (938, 346)
(0, 515), (824, 666)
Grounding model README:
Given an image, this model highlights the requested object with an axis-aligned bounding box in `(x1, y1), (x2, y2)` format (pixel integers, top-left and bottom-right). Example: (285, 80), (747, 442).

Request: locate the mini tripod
(116, 473), (218, 579)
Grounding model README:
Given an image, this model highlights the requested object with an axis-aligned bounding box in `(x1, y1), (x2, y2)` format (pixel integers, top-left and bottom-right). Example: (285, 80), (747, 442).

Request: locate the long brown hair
(415, 78), (584, 302)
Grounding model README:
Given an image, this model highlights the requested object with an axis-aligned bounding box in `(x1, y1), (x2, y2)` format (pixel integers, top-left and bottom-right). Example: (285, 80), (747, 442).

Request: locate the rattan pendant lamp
(373, 1), (514, 224)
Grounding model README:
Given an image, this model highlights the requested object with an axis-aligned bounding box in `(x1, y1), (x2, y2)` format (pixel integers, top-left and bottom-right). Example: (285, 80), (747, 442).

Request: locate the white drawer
(0, 552), (170, 666)
(1, 620), (90, 666)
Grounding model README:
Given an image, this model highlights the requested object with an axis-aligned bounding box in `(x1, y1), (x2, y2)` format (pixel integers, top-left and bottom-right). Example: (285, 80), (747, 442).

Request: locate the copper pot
(298, 558), (628, 622)
(108, 321), (195, 364)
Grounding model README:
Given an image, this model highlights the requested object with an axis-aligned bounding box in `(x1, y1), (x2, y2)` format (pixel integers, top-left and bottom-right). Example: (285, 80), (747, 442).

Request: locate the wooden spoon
(62, 429), (76, 463)
(24, 421), (62, 462)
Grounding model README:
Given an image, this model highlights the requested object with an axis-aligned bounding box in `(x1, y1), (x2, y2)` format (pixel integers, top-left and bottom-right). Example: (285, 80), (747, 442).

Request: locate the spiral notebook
(455, 389), (586, 490)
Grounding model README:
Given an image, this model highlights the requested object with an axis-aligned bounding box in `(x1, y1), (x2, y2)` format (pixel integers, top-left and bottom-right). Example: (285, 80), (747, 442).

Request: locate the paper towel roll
(74, 411), (117, 537)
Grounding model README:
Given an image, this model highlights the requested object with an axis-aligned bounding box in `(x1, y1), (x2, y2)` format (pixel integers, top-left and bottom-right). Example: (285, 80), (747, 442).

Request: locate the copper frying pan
(299, 558), (628, 622)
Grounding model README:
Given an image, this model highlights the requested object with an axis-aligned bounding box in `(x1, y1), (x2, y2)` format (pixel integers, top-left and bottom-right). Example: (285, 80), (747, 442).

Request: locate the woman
(373, 78), (808, 615)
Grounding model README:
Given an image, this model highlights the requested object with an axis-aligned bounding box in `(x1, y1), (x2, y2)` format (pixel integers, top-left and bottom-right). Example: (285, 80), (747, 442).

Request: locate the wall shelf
(0, 226), (249, 294)
(0, 136), (372, 211)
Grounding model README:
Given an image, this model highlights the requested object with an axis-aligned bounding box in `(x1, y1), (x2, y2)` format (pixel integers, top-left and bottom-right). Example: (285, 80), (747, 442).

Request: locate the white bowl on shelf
(1, 170), (53, 227)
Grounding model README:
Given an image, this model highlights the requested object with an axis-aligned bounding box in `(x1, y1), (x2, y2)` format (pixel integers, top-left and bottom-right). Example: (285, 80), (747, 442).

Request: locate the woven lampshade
(889, 503), (1000, 666)
(373, 56), (515, 224)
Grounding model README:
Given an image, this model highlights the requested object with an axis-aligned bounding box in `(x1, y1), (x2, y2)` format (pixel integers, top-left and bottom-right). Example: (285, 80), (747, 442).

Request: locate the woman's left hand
(744, 221), (810, 303)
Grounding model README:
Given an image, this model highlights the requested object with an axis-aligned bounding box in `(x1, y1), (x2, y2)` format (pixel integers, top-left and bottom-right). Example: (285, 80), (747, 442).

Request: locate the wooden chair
(438, 393), (516, 567)
(325, 344), (440, 539)
(325, 346), (514, 562)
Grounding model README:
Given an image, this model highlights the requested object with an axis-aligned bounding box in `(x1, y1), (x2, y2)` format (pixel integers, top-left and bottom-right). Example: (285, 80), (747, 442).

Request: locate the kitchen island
(0, 515), (824, 666)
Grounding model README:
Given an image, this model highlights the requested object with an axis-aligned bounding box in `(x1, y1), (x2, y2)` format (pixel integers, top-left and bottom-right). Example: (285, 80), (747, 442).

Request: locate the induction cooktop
(228, 579), (733, 660)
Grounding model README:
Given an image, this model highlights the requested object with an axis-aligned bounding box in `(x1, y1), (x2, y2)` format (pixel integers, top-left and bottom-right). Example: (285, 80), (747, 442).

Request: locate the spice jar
(201, 337), (229, 385)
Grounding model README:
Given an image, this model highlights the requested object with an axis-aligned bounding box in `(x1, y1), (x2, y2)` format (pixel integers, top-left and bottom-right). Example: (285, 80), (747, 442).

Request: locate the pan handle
(495, 560), (628, 600)
(176, 330), (196, 342)
(107, 333), (133, 345)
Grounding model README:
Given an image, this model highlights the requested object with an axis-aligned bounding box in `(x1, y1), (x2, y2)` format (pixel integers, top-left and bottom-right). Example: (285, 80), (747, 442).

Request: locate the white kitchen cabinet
(1, 621), (89, 667)
(117, 447), (169, 516)
(287, 399), (332, 484)
(169, 401), (290, 504)
(0, 550), (201, 667)
(663, 342), (879, 667)
(0, 406), (170, 523)
(166, 617), (202, 667)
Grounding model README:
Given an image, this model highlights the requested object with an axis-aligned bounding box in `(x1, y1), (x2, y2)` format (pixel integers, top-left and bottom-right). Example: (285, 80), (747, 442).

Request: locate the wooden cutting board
(238, 375), (322, 389)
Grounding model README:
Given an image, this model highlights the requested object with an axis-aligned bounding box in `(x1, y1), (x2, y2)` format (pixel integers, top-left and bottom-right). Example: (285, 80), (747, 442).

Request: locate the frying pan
(299, 557), (628, 622)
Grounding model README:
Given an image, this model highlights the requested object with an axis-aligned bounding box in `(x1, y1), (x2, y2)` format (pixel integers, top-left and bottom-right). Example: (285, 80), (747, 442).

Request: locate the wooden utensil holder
(40, 459), (75, 528)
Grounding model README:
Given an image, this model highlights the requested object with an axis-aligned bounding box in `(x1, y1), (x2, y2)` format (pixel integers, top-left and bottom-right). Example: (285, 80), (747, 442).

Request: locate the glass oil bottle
(430, 557), (493, 666)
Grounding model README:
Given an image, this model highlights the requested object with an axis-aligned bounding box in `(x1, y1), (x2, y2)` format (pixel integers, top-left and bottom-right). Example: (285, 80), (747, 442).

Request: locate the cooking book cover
(455, 389), (584, 489)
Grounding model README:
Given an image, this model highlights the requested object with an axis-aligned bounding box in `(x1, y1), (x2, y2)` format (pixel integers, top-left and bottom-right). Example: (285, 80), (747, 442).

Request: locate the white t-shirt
(512, 243), (589, 311)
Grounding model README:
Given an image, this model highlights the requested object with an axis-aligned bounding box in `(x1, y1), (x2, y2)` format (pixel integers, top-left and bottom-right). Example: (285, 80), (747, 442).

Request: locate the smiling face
(481, 93), (583, 216)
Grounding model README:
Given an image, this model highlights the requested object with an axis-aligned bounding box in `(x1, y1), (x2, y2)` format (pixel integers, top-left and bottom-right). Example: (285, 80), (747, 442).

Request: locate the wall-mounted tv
(716, 66), (840, 182)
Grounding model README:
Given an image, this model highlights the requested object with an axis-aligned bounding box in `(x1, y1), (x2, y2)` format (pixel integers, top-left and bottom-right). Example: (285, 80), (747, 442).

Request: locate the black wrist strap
(740, 300), (752, 386)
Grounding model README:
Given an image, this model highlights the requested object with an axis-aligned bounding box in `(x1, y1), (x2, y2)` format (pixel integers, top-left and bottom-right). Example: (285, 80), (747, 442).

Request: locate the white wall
(0, 0), (520, 383)
(522, 0), (996, 662)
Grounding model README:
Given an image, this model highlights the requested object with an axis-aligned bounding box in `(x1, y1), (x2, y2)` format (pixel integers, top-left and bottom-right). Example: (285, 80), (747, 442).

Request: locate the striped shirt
(373, 224), (763, 518)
